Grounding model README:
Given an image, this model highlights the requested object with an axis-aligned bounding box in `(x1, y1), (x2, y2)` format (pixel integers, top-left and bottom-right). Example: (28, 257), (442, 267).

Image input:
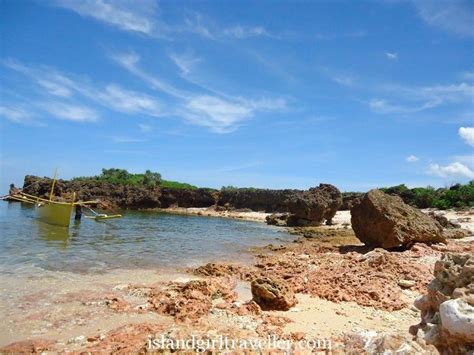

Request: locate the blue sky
(0, 0), (473, 193)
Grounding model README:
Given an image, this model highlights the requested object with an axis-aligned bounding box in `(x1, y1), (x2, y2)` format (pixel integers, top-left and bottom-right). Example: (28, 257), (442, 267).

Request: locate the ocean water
(0, 202), (294, 274)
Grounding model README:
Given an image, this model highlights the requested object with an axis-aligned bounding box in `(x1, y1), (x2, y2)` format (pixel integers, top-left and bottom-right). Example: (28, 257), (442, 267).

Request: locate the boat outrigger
(4, 172), (122, 227)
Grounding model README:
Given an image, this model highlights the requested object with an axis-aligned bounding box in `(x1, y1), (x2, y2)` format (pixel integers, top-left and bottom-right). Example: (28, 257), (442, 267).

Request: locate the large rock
(351, 189), (445, 249)
(411, 253), (474, 353)
(218, 188), (299, 213)
(251, 277), (297, 311)
(286, 183), (342, 226)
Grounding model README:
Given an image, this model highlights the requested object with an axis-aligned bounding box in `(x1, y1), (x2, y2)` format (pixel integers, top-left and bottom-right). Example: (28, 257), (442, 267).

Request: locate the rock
(218, 188), (299, 213)
(412, 253), (474, 353)
(429, 211), (461, 229)
(251, 277), (297, 311)
(398, 280), (416, 288)
(443, 228), (471, 239)
(0, 339), (55, 353)
(439, 298), (474, 341)
(286, 183), (342, 226)
(351, 189), (446, 249)
(265, 213), (290, 226)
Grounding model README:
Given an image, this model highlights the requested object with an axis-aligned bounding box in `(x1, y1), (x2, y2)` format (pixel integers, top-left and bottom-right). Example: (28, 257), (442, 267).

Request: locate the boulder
(265, 213), (290, 226)
(351, 189), (445, 249)
(251, 277), (297, 311)
(411, 253), (474, 353)
(286, 184), (342, 226)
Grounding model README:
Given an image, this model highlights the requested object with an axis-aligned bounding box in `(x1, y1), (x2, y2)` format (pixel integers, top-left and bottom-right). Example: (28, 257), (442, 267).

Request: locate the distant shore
(154, 206), (270, 223)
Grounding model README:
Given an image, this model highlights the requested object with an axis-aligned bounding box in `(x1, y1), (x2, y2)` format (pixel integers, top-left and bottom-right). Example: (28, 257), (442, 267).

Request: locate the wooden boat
(4, 171), (120, 227)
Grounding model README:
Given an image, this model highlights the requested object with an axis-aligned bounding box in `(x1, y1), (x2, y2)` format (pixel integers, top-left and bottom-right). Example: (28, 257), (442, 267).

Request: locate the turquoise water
(0, 202), (293, 274)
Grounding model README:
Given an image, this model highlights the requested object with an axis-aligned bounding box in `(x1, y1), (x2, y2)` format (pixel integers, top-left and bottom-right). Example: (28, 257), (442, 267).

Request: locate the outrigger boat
(5, 172), (122, 227)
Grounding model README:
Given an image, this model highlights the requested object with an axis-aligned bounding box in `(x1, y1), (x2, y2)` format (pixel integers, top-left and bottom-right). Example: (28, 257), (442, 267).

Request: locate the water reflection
(35, 219), (73, 248)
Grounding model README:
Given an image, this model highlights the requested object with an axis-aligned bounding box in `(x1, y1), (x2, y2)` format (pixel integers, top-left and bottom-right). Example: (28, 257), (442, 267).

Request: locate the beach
(2, 207), (473, 353)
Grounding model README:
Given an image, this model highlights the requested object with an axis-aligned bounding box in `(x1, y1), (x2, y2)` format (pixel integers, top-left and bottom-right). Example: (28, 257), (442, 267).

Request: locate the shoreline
(152, 206), (270, 223)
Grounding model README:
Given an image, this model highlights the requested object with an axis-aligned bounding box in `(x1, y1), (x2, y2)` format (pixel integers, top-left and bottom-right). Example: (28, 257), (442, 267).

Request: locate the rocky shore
(2, 178), (473, 353)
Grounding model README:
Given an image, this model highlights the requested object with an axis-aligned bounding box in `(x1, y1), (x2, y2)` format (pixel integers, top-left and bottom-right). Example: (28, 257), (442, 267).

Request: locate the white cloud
(462, 71), (474, 81)
(414, 0), (474, 37)
(223, 25), (269, 39)
(369, 82), (474, 114)
(385, 52), (398, 60)
(112, 51), (287, 133)
(4, 59), (165, 119)
(95, 85), (163, 116)
(182, 95), (253, 133)
(138, 123), (152, 132)
(169, 52), (201, 76)
(459, 127), (474, 146)
(427, 162), (474, 179)
(55, 0), (158, 35)
(0, 105), (40, 125)
(406, 155), (419, 163)
(111, 52), (187, 99)
(42, 103), (99, 122)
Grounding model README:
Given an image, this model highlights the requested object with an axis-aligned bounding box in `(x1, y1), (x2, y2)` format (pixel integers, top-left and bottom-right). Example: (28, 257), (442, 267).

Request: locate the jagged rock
(412, 253), (474, 354)
(217, 188), (299, 212)
(439, 299), (474, 342)
(265, 213), (290, 226)
(428, 211), (461, 229)
(286, 184), (342, 226)
(251, 277), (297, 311)
(21, 175), (217, 209)
(351, 189), (446, 249)
(442, 228), (471, 239)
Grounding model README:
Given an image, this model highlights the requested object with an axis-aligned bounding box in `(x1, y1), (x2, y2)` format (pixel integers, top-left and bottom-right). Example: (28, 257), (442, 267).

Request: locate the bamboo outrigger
(5, 171), (122, 227)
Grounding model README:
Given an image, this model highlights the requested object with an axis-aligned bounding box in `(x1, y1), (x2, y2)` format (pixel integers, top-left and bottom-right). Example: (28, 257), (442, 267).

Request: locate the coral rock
(351, 189), (446, 249)
(251, 277), (297, 311)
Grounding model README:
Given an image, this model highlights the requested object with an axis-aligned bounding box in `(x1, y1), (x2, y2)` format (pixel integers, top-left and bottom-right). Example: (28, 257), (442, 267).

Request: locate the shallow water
(0, 202), (293, 274)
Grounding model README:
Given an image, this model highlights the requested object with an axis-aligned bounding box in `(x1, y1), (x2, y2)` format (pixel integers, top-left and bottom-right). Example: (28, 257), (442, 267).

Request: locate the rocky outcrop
(265, 213), (290, 226)
(351, 189), (446, 249)
(217, 188), (299, 212)
(20, 175), (217, 210)
(286, 184), (342, 226)
(159, 188), (217, 208)
(411, 253), (474, 353)
(251, 277), (297, 311)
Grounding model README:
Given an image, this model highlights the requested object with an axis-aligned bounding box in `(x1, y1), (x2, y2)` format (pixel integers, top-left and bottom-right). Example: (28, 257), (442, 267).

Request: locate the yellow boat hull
(36, 202), (73, 227)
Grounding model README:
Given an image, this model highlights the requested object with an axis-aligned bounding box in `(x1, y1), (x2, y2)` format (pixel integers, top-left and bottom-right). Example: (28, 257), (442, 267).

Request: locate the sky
(0, 0), (473, 193)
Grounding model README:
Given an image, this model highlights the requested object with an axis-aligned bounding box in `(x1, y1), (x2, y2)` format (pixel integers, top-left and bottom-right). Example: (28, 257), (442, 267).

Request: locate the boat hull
(36, 202), (73, 227)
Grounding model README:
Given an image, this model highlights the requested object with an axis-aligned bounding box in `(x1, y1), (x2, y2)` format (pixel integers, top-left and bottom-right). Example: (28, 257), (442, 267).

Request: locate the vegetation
(73, 168), (196, 189)
(380, 181), (474, 209)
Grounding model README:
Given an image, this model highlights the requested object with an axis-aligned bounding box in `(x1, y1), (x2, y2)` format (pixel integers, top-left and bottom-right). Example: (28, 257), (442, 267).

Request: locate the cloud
(406, 155), (419, 163)
(111, 52), (187, 99)
(168, 52), (201, 76)
(54, 0), (158, 35)
(112, 51), (287, 133)
(223, 25), (270, 39)
(427, 162), (474, 179)
(42, 102), (99, 122)
(0, 105), (41, 125)
(462, 71), (474, 81)
(413, 0), (474, 37)
(182, 95), (253, 133)
(4, 59), (165, 119)
(138, 123), (152, 132)
(459, 127), (474, 146)
(385, 52), (398, 60)
(369, 82), (474, 114)
(182, 11), (275, 40)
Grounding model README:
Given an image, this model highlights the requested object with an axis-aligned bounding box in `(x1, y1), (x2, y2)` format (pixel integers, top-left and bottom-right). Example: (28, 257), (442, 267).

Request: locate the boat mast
(49, 168), (58, 201)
